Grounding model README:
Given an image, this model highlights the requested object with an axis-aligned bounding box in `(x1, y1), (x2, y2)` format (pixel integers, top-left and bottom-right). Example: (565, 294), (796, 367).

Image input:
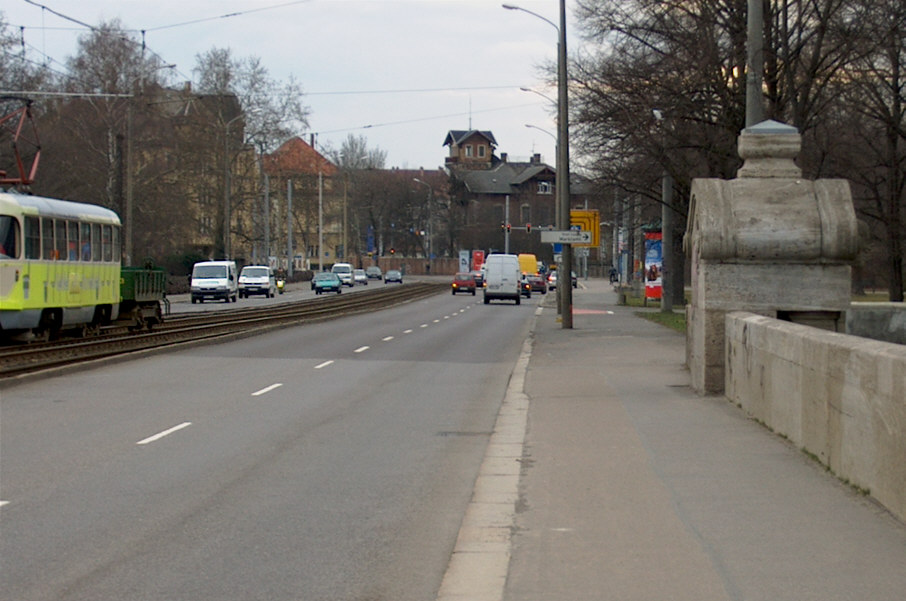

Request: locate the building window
(465, 144), (473, 157)
(478, 145), (486, 158)
(537, 181), (553, 195)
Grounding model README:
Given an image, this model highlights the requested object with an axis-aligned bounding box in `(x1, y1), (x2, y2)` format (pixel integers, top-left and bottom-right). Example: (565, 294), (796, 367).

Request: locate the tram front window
(0, 215), (19, 259)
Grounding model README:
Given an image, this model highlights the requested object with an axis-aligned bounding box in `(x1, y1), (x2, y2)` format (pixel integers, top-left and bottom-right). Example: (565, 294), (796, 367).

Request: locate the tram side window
(80, 222), (91, 260)
(91, 223), (101, 261)
(68, 220), (79, 261)
(55, 219), (67, 261)
(42, 218), (55, 260)
(102, 224), (113, 262)
(0, 215), (19, 259)
(25, 216), (40, 259)
(112, 226), (121, 262)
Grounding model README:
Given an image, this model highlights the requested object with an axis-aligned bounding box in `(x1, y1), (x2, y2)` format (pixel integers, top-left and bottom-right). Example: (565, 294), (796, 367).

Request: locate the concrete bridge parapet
(686, 120), (859, 394)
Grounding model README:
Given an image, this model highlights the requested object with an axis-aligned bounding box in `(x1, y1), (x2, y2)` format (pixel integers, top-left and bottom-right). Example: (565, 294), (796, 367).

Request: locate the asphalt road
(0, 287), (538, 600)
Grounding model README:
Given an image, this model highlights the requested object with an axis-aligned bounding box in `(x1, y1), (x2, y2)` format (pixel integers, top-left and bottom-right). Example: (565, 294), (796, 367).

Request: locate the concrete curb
(435, 328), (534, 600)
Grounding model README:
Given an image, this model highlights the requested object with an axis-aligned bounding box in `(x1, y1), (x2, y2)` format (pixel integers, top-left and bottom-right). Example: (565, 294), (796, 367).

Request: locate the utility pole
(557, 0), (573, 328)
(287, 179), (293, 278)
(318, 170), (324, 273)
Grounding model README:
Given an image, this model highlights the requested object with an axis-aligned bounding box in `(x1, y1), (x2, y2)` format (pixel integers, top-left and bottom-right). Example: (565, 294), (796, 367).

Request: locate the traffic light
(390, 247), (395, 255)
(526, 222), (531, 233)
(501, 222), (506, 231)
(506, 223), (511, 233)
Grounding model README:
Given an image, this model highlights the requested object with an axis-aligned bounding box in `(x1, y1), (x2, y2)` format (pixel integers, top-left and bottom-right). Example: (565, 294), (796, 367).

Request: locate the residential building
(261, 136), (341, 271)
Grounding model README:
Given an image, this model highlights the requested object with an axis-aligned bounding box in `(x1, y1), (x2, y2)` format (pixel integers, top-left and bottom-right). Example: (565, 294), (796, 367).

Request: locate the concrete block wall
(847, 302), (906, 345)
(725, 312), (906, 523)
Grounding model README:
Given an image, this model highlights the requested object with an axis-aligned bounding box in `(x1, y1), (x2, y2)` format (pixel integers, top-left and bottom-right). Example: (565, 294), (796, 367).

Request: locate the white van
(331, 262), (354, 287)
(238, 265), (277, 298)
(191, 260), (238, 303)
(483, 254), (522, 305)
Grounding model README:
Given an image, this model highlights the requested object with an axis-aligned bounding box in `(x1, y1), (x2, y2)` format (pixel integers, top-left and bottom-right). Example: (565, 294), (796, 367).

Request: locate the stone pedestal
(685, 121), (859, 395)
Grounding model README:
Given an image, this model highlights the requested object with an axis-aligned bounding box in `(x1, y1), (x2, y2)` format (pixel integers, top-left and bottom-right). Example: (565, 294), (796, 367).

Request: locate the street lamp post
(504, 1), (572, 327)
(222, 112), (246, 260)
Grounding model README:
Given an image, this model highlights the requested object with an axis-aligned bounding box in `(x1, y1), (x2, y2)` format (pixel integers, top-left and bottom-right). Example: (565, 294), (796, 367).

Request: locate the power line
(312, 101), (544, 135)
(306, 85), (527, 96)
(144, 0), (311, 32)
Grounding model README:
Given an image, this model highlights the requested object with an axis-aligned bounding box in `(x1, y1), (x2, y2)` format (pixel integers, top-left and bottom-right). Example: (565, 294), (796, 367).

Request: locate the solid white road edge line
(314, 360), (334, 369)
(251, 383), (283, 396)
(136, 422), (192, 445)
(435, 329), (534, 601)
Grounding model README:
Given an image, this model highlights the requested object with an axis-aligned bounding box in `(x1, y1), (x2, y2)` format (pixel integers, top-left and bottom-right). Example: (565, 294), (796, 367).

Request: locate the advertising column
(644, 231), (663, 299)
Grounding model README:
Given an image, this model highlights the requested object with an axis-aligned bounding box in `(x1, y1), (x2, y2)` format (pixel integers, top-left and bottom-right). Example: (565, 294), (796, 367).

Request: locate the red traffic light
(526, 223), (531, 233)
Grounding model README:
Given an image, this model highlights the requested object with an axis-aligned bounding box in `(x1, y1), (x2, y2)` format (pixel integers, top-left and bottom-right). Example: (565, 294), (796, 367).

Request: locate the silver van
(191, 260), (238, 303)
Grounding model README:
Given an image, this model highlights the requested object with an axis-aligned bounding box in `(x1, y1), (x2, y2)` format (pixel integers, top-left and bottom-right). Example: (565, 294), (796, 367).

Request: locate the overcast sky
(4, 0), (582, 170)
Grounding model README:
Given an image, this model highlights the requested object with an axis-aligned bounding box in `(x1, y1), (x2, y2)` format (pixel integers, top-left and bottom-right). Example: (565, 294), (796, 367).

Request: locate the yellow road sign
(569, 210), (599, 247)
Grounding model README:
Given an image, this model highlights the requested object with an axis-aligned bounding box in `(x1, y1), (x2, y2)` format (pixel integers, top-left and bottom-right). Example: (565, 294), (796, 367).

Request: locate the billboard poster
(472, 250), (485, 271)
(644, 232), (662, 299)
(459, 250), (470, 272)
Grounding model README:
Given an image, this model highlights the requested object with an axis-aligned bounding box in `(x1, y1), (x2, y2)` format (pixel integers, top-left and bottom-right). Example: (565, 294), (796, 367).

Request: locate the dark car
(470, 270), (484, 288)
(526, 273), (547, 294)
(520, 275), (532, 298)
(384, 269), (403, 284)
(451, 272), (477, 295)
(365, 266), (383, 280)
(312, 272), (342, 294)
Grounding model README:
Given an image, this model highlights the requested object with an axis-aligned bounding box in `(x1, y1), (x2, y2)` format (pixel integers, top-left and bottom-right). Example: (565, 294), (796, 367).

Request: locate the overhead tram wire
(311, 100), (545, 136)
(142, 0), (312, 32)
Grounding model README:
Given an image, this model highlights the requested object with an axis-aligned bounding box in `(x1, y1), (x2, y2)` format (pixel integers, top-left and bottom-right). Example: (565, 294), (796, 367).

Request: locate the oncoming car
(238, 265), (276, 298)
(384, 269), (403, 284)
(365, 266), (383, 280)
(353, 268), (368, 285)
(312, 272), (342, 294)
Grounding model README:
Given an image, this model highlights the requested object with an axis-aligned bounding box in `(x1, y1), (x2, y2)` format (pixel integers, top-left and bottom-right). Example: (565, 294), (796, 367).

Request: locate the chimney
(501, 152), (508, 163)
(532, 153), (541, 164)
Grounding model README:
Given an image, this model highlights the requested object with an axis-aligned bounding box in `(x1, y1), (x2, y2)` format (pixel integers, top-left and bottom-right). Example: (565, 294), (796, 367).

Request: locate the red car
(451, 272), (477, 295)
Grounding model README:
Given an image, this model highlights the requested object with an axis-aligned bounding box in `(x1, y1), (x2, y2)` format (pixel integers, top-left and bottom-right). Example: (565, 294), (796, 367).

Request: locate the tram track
(0, 282), (445, 383)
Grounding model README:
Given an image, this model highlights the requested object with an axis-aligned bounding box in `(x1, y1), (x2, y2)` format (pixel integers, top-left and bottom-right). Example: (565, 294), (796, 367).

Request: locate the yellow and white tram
(0, 190), (122, 340)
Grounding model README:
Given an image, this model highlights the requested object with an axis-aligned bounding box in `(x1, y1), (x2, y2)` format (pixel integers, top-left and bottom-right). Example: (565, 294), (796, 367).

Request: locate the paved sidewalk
(505, 278), (906, 601)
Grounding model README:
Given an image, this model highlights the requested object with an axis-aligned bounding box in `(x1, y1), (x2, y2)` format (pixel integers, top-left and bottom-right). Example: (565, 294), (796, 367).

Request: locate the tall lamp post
(504, 1), (573, 327)
(222, 112), (245, 260)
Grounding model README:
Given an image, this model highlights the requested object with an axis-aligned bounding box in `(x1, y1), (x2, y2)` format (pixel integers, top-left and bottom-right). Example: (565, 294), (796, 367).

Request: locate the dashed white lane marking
(382, 336), (394, 341)
(0, 501), (9, 508)
(136, 422), (192, 446)
(314, 360), (334, 369)
(420, 324), (429, 328)
(433, 319), (441, 323)
(403, 329), (414, 334)
(354, 346), (370, 353)
(251, 383), (283, 396)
